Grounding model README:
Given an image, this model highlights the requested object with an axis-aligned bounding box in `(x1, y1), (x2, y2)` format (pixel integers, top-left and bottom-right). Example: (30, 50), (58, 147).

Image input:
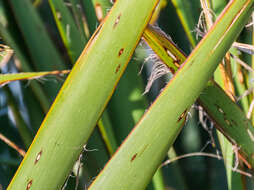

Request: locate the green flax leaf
(7, 0), (159, 189)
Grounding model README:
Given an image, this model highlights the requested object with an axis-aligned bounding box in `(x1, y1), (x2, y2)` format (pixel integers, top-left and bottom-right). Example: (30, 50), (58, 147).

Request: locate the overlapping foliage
(1, 0), (254, 190)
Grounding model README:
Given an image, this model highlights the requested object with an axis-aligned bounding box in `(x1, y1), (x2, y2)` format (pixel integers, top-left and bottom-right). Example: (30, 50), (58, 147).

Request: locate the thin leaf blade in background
(48, 0), (88, 63)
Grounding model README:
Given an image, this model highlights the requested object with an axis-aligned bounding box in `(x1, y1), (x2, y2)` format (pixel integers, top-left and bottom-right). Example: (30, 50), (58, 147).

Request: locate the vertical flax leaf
(8, 0), (65, 71)
(48, 0), (88, 63)
(88, 1), (254, 189)
(7, 0), (159, 189)
(171, 0), (197, 47)
(8, 0), (67, 101)
(97, 111), (118, 155)
(69, 0), (87, 39)
(0, 6), (50, 131)
(81, 0), (98, 34)
(3, 86), (33, 148)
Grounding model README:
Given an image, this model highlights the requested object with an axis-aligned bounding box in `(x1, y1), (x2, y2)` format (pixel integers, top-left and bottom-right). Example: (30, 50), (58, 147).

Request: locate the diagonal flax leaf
(7, 0), (159, 189)
(0, 70), (70, 86)
(88, 1), (167, 189)
(144, 24), (254, 169)
(50, 0), (117, 183)
(199, 81), (254, 169)
(88, 1), (254, 189)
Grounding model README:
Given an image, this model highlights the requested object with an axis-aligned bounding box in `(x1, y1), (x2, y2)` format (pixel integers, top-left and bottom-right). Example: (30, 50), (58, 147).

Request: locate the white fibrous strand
(143, 53), (170, 95)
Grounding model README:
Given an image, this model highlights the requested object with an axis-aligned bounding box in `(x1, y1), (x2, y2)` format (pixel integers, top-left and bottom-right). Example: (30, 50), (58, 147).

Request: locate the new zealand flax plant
(1, 0), (254, 189)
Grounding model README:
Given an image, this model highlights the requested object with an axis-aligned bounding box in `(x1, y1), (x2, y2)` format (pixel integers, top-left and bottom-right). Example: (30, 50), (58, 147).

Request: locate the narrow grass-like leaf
(3, 87), (33, 148)
(150, 0), (167, 24)
(69, 0), (87, 38)
(0, 7), (50, 112)
(0, 48), (33, 147)
(151, 169), (165, 190)
(0, 70), (70, 86)
(7, 0), (159, 189)
(8, 0), (65, 70)
(171, 0), (197, 47)
(8, 0), (67, 101)
(212, 0), (228, 14)
(231, 52), (249, 114)
(97, 111), (118, 155)
(88, 1), (254, 189)
(81, 0), (98, 34)
(48, 0), (87, 63)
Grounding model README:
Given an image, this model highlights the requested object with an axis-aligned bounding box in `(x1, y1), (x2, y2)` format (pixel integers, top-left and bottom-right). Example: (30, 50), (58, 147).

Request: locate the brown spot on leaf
(131, 153), (137, 162)
(118, 48), (124, 57)
(169, 67), (175, 74)
(115, 64), (121, 74)
(177, 109), (187, 122)
(26, 180), (32, 190)
(113, 14), (121, 28)
(34, 150), (42, 164)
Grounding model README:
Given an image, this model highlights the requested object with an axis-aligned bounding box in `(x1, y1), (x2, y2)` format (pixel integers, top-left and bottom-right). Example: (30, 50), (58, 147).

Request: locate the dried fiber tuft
(143, 53), (170, 94)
